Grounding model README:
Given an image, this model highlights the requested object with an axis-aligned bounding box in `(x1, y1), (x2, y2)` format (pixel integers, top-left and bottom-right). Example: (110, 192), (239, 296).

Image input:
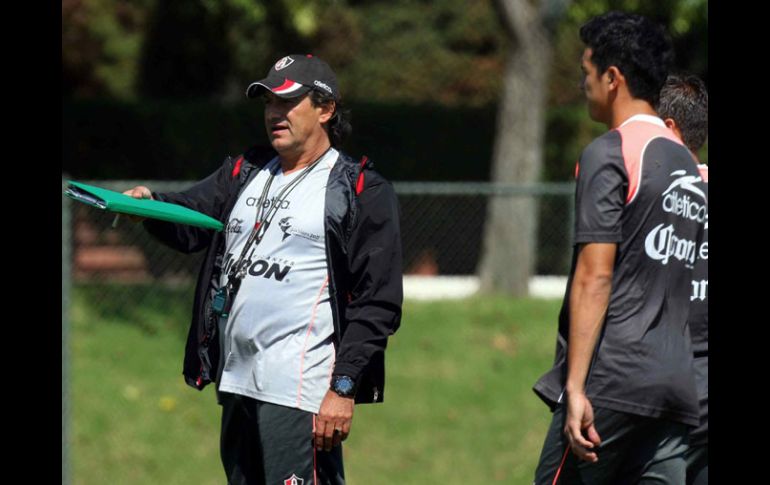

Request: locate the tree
(62, 0), (154, 99)
(478, 0), (570, 296)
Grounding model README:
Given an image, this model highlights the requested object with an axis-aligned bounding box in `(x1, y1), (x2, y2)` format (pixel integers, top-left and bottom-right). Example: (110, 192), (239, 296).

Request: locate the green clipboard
(64, 181), (224, 232)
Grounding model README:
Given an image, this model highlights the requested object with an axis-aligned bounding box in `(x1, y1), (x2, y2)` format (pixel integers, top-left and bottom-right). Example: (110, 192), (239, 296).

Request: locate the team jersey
(533, 115), (707, 426)
(217, 149), (339, 413)
(689, 164), (708, 445)
(688, 164), (708, 354)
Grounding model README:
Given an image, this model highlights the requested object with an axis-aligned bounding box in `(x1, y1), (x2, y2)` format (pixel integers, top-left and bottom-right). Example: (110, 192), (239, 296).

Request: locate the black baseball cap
(246, 54), (340, 101)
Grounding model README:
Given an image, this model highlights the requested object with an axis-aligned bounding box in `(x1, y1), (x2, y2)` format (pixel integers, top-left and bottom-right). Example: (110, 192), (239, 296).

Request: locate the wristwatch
(330, 375), (356, 398)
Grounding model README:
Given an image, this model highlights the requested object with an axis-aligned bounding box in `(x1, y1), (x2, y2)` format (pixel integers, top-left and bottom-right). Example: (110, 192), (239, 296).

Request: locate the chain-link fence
(64, 179), (574, 317)
(65, 179), (576, 308)
(397, 182), (574, 277)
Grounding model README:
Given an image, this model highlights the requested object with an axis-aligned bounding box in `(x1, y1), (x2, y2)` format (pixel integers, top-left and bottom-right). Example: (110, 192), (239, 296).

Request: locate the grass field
(69, 284), (560, 484)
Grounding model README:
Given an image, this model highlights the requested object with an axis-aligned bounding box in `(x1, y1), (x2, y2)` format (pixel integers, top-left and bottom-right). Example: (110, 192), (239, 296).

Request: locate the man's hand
(564, 391), (602, 463)
(121, 186), (154, 222)
(123, 186), (154, 200)
(314, 390), (354, 452)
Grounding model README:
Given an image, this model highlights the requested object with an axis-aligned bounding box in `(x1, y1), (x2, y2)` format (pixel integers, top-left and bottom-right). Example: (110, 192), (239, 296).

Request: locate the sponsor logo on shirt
(225, 218), (244, 234)
(661, 170), (708, 224)
(279, 216), (293, 241)
(223, 253), (293, 283)
(644, 170), (708, 268)
(246, 196), (291, 210)
(278, 216), (321, 243)
(662, 191), (707, 223)
(644, 223), (698, 267)
(663, 170), (706, 200)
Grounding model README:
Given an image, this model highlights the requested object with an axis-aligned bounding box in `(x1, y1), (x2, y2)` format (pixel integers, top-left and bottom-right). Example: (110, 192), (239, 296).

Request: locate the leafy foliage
(62, 0), (154, 98)
(62, 0), (707, 179)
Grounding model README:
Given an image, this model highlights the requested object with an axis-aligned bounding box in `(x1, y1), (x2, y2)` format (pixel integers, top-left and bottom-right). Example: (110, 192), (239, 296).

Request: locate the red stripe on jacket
(356, 156), (368, 195)
(232, 156), (244, 178)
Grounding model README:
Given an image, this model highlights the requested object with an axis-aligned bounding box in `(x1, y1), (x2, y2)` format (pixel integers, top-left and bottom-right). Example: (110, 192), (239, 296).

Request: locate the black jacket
(143, 146), (403, 403)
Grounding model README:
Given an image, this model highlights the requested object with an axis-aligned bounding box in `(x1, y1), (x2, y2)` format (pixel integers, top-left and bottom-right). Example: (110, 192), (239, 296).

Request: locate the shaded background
(62, 0), (707, 182)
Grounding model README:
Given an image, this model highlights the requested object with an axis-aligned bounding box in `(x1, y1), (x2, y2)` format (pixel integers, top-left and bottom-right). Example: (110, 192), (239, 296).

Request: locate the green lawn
(69, 285), (560, 484)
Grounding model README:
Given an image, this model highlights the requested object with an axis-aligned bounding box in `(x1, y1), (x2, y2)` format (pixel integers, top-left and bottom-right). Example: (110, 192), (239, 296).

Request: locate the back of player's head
(656, 73), (708, 153)
(580, 11), (674, 107)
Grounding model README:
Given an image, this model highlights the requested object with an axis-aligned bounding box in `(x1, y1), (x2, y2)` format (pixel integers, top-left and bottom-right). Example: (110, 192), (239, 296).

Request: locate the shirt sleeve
(573, 132), (628, 244)
(332, 171), (403, 383)
(142, 156), (236, 253)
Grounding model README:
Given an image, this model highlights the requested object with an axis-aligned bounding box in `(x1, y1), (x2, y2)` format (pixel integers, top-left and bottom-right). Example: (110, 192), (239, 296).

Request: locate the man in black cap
(124, 54), (403, 485)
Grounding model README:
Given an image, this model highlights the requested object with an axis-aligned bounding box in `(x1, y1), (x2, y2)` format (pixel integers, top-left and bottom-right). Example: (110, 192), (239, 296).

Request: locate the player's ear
(606, 66), (622, 90)
(319, 101), (336, 124)
(664, 119), (684, 144)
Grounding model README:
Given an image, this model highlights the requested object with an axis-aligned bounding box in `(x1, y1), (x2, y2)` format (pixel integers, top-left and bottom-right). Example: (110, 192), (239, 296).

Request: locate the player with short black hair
(532, 12), (706, 484)
(578, 10), (674, 107)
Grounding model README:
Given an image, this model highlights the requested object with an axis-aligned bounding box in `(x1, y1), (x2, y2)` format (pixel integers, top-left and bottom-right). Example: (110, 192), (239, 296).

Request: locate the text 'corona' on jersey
(644, 223), (699, 267)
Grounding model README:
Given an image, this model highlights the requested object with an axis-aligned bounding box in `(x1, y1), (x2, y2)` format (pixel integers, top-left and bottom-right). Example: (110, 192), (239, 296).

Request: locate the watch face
(334, 376), (354, 395)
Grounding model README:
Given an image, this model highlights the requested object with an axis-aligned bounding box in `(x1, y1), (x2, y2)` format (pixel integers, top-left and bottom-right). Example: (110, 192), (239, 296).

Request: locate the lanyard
(227, 148), (330, 286)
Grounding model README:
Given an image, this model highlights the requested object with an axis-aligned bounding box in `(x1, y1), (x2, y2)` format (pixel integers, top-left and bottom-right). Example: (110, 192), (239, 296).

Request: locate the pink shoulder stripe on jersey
(297, 276), (330, 408)
(616, 121), (682, 203)
(698, 164), (709, 182)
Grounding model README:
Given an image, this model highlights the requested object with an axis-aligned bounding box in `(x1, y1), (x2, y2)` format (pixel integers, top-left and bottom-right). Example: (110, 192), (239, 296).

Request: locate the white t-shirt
(217, 149), (338, 413)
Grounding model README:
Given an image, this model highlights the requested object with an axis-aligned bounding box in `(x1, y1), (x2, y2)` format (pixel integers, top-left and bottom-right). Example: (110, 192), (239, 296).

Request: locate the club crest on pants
(283, 474), (304, 485)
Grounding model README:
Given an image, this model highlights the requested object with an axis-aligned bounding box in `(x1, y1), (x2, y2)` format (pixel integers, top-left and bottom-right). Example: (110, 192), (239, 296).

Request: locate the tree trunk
(478, 0), (563, 295)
